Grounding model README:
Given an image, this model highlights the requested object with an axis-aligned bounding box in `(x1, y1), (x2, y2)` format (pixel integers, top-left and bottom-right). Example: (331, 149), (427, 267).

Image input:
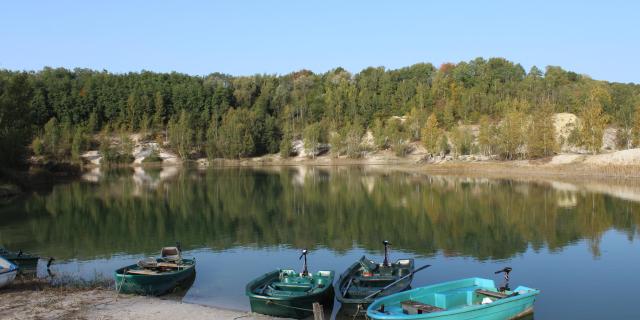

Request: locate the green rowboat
(367, 277), (539, 320)
(246, 250), (335, 319)
(336, 241), (415, 314)
(114, 246), (196, 296)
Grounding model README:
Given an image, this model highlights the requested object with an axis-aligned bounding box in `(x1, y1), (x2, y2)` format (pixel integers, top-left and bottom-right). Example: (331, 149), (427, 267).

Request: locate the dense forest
(1, 57), (640, 168)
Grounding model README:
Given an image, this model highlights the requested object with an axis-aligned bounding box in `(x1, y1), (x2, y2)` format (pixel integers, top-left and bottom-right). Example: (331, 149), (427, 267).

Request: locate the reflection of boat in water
(246, 250), (335, 319)
(114, 246), (196, 296)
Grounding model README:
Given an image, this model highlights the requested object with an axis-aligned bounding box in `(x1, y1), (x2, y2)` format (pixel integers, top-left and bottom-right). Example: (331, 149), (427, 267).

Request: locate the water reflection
(1, 166), (639, 262)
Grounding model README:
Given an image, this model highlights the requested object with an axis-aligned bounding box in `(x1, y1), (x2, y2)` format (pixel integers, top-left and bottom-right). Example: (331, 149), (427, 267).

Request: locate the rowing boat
(246, 250), (335, 319)
(367, 277), (539, 320)
(336, 241), (415, 314)
(114, 246), (196, 296)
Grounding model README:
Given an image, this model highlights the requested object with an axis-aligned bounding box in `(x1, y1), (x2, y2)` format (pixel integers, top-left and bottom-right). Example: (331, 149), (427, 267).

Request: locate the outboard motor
(382, 240), (391, 267)
(494, 267), (512, 292)
(299, 249), (309, 276)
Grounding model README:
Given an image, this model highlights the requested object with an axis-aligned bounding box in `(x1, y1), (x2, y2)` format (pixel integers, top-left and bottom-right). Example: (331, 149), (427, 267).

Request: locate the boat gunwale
(366, 278), (540, 319)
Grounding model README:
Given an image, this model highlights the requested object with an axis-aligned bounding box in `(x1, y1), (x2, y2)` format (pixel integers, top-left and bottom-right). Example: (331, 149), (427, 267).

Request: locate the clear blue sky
(1, 0), (638, 83)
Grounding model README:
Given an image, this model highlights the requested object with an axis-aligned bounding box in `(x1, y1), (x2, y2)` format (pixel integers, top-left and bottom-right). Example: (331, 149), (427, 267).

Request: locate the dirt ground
(0, 278), (273, 320)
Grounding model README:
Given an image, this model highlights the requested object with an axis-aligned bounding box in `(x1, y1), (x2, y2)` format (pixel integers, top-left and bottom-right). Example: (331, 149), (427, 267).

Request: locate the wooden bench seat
(401, 300), (445, 315)
(126, 269), (158, 275)
(475, 289), (508, 299)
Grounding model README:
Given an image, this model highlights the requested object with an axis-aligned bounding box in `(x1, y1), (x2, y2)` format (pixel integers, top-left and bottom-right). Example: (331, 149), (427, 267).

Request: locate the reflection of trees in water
(3, 167), (640, 261)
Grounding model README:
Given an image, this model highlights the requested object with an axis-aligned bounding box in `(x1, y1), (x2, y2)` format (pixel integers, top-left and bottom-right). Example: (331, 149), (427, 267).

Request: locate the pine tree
(421, 113), (441, 155)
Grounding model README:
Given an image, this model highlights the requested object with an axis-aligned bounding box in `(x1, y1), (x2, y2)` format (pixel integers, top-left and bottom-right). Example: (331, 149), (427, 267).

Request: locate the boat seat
(401, 300), (445, 315)
(475, 289), (508, 299)
(126, 269), (158, 275)
(354, 275), (396, 284)
(272, 282), (314, 292)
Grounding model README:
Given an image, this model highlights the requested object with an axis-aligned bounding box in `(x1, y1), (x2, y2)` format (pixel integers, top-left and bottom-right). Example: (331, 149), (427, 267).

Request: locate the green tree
(218, 108), (256, 158)
(167, 110), (194, 159)
(205, 115), (220, 159)
(42, 118), (61, 158)
(71, 126), (88, 161)
(279, 129), (294, 158)
(303, 122), (325, 158)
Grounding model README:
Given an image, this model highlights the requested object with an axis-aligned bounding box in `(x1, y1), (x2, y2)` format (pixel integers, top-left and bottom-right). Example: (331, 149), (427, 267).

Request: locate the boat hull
(0, 269), (17, 288)
(367, 278), (539, 320)
(114, 259), (196, 296)
(246, 270), (335, 319)
(0, 257), (18, 288)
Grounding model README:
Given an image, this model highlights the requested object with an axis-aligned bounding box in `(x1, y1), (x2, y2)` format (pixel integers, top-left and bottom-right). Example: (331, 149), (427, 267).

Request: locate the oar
(363, 264), (431, 300)
(342, 277), (354, 296)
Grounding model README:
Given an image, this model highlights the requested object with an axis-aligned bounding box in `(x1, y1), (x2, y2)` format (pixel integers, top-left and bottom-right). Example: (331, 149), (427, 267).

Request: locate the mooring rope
(265, 300), (314, 312)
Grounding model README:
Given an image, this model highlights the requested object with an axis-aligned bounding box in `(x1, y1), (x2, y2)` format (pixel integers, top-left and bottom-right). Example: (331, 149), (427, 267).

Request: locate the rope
(265, 300), (314, 312)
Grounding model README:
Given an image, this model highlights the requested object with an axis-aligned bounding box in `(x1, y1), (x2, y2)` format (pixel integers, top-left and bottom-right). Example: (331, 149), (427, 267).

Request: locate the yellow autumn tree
(421, 113), (441, 154)
(527, 101), (558, 158)
(632, 105), (640, 147)
(578, 87), (611, 154)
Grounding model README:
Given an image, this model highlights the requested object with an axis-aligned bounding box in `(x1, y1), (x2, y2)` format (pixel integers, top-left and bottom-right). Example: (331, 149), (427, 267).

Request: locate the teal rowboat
(246, 250), (335, 319)
(367, 278), (539, 320)
(114, 246), (196, 296)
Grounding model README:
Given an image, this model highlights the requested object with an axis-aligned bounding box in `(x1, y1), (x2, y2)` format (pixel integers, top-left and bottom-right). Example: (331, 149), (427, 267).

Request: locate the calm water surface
(1, 166), (639, 319)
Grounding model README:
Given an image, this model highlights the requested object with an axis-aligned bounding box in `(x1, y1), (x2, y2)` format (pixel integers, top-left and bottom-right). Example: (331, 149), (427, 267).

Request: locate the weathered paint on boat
(336, 255), (414, 313)
(114, 258), (195, 296)
(0, 256), (18, 288)
(246, 269), (335, 319)
(367, 278), (539, 320)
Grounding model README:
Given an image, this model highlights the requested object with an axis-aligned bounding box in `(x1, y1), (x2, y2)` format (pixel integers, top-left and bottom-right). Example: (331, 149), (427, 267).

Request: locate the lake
(1, 166), (639, 319)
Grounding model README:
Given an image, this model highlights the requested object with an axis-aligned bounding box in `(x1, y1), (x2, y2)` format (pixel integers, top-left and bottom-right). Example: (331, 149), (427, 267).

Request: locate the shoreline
(0, 278), (274, 320)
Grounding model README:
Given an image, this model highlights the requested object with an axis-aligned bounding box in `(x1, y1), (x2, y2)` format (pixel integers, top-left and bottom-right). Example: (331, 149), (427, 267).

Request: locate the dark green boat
(336, 241), (415, 315)
(246, 250), (335, 319)
(114, 246), (196, 296)
(0, 247), (40, 272)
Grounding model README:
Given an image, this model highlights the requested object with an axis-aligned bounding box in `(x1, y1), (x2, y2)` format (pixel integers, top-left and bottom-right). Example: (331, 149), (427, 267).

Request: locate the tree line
(1, 57), (640, 168)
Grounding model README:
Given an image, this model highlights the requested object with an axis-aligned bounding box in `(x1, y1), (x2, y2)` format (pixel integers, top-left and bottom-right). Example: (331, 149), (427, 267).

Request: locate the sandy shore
(0, 279), (274, 320)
